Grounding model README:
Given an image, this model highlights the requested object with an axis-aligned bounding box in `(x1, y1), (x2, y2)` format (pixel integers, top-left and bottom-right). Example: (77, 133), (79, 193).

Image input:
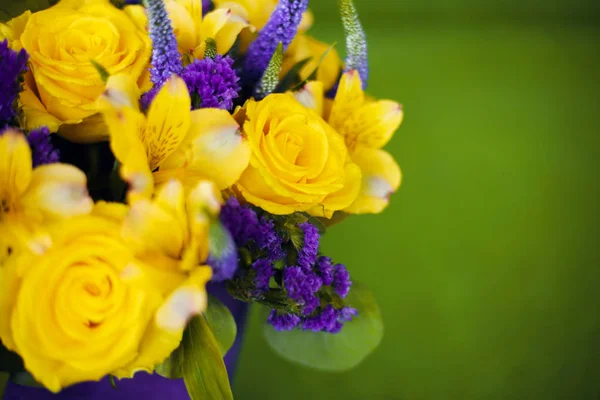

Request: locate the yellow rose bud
(0, 212), (209, 392)
(17, 0), (151, 143)
(235, 94), (362, 218)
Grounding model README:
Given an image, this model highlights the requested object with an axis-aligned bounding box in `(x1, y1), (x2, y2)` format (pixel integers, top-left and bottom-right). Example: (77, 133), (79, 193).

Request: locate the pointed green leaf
(204, 295), (237, 357)
(275, 57), (311, 93)
(91, 60), (110, 84)
(156, 296), (237, 380)
(254, 42), (284, 100)
(339, 0), (368, 85)
(264, 281), (383, 371)
(204, 38), (218, 59)
(181, 316), (234, 400)
(292, 43), (338, 91)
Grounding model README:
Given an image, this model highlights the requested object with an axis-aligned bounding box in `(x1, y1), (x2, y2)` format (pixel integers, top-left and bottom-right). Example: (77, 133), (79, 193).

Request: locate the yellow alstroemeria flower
(121, 179), (222, 282)
(3, 0), (151, 143)
(98, 74), (251, 200)
(295, 71), (404, 214)
(0, 129), (93, 258)
(126, 0), (247, 60)
(0, 204), (212, 392)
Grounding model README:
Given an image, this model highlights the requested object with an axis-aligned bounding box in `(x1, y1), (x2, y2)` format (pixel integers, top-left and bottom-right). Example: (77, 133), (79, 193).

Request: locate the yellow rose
(235, 94), (361, 218)
(0, 211), (211, 392)
(16, 0), (151, 143)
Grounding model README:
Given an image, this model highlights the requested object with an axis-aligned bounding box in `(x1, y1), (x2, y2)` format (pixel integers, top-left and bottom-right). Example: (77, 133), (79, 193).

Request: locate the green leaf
(10, 371), (44, 388)
(339, 0), (368, 82)
(264, 281), (384, 372)
(291, 43), (338, 91)
(0, 342), (24, 373)
(0, 372), (8, 398)
(254, 42), (284, 100)
(204, 295), (237, 357)
(204, 38), (218, 59)
(274, 57), (311, 93)
(91, 60), (110, 84)
(109, 375), (118, 390)
(181, 316), (234, 400)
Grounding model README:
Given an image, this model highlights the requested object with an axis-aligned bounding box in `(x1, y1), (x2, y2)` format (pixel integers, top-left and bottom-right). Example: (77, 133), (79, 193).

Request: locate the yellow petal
(0, 11), (31, 50)
(20, 164), (94, 219)
(124, 5), (148, 31)
(0, 129), (32, 206)
(199, 9), (231, 41)
(113, 267), (211, 378)
(145, 76), (192, 170)
(344, 147), (402, 214)
(100, 73), (142, 112)
(213, 14), (248, 55)
(328, 70), (364, 132)
(313, 161), (362, 218)
(160, 109), (251, 190)
(166, 0), (199, 53)
(122, 198), (186, 259)
(294, 81), (324, 116)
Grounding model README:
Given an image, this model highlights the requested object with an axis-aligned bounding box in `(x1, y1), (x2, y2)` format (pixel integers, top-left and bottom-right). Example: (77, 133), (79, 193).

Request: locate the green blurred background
(234, 1), (600, 399)
(2, 0), (599, 398)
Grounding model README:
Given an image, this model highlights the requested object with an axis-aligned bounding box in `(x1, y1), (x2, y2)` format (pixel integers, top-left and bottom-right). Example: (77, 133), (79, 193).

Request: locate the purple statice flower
(283, 266), (322, 315)
(332, 263), (352, 298)
(27, 127), (59, 167)
(220, 197), (260, 246)
(297, 221), (319, 271)
(0, 40), (28, 129)
(252, 258), (275, 292)
(144, 0), (183, 85)
(181, 56), (240, 110)
(257, 216), (285, 262)
(315, 256), (334, 286)
(268, 310), (301, 331)
(220, 197), (284, 262)
(339, 307), (358, 323)
(302, 305), (338, 333)
(241, 0), (308, 90)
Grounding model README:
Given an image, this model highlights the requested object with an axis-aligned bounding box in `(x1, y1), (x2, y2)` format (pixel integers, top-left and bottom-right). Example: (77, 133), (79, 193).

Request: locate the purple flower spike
(242, 0), (308, 90)
(144, 0), (183, 85)
(0, 40), (28, 129)
(182, 56), (240, 110)
(27, 127), (59, 167)
(268, 310), (301, 331)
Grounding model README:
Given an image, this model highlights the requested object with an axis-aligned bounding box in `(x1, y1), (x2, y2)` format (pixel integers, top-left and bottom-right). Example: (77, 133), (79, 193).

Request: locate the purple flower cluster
(242, 0), (308, 90)
(202, 0), (213, 14)
(253, 259), (275, 291)
(181, 56), (240, 110)
(298, 221), (319, 270)
(144, 0), (183, 85)
(220, 197), (284, 261)
(283, 266), (322, 315)
(0, 40), (28, 129)
(270, 306), (358, 333)
(220, 197), (284, 291)
(27, 127), (59, 167)
(268, 311), (301, 331)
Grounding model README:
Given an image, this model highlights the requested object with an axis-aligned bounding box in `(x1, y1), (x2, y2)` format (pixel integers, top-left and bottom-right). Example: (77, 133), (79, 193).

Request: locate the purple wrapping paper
(2, 283), (249, 400)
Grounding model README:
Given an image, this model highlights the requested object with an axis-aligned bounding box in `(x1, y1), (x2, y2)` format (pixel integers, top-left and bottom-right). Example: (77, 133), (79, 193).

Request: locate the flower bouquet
(0, 0), (403, 398)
